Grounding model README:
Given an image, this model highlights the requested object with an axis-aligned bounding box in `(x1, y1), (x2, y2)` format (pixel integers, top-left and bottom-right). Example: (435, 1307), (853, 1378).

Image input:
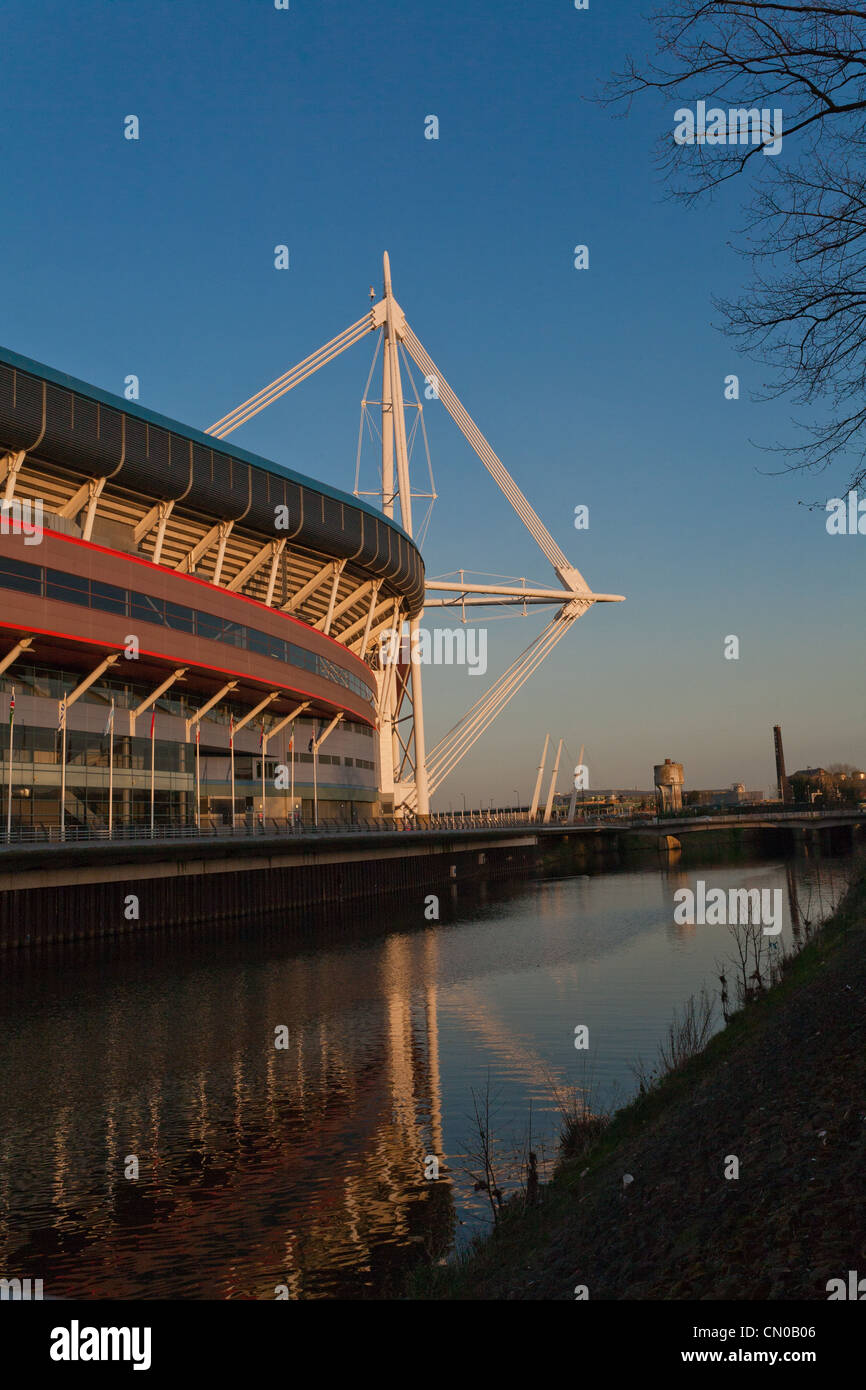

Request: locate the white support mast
(205, 253), (623, 816)
(529, 734), (550, 822)
(379, 252), (429, 816)
(542, 738), (563, 825)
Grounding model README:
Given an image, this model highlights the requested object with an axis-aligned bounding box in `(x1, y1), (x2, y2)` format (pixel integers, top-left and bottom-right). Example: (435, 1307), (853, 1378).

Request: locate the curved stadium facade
(0, 345), (424, 829)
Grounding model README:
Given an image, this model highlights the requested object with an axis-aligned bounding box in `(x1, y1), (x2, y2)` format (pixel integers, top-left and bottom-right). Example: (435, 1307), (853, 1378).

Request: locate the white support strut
(203, 253), (624, 812)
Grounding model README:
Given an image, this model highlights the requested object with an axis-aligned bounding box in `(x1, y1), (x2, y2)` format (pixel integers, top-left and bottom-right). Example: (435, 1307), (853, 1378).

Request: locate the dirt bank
(415, 866), (866, 1300)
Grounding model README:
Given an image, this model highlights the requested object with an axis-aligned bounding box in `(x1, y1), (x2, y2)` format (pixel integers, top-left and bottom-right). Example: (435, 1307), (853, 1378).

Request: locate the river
(0, 849), (853, 1299)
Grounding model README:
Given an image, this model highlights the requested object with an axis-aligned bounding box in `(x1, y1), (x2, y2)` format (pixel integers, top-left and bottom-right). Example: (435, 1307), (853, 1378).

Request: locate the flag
(258, 721), (264, 750)
(288, 727), (294, 752)
(195, 722), (200, 747)
(8, 686), (14, 727)
(58, 696), (66, 731)
(103, 699), (114, 737)
(149, 707), (155, 739)
(229, 714), (234, 748)
(308, 725), (317, 753)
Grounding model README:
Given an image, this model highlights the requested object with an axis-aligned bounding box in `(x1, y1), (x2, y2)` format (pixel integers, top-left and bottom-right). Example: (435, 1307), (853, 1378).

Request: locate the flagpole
(230, 715), (236, 828)
(107, 698), (114, 839)
(150, 709), (156, 835)
(60, 697), (67, 841)
(260, 726), (266, 831)
(313, 736), (318, 828)
(6, 685), (15, 841)
(195, 722), (201, 831)
(290, 724), (295, 832)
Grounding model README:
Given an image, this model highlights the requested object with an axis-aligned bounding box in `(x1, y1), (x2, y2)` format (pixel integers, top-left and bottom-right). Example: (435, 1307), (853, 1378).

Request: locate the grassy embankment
(411, 861), (866, 1300)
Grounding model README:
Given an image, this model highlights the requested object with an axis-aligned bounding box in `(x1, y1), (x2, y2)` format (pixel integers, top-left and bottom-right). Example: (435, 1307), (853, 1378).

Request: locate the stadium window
(195, 611), (224, 642)
(46, 569), (90, 607)
(91, 580), (127, 616)
(131, 591), (166, 625)
(165, 601), (194, 633)
(0, 556), (374, 705)
(0, 557), (42, 594)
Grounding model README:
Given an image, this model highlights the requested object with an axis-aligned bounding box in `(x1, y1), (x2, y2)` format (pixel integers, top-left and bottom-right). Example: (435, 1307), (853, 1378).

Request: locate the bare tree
(606, 3), (866, 489)
(464, 1073), (504, 1226)
(724, 899), (785, 1004)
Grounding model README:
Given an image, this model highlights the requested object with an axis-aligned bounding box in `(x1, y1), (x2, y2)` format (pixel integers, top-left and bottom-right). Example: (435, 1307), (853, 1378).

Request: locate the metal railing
(0, 812), (535, 848)
(1, 803), (862, 850)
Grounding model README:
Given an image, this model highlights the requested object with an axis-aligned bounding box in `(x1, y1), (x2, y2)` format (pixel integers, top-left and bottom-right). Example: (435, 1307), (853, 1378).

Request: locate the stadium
(0, 343), (425, 830)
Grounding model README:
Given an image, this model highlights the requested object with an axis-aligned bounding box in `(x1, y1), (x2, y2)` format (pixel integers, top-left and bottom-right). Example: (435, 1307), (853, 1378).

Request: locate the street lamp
(513, 788), (519, 814)
(461, 792), (467, 816)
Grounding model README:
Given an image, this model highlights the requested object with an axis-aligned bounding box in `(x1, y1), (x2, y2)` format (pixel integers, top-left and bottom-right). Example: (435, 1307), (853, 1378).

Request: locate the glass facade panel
(46, 569), (89, 606)
(91, 580), (127, 615)
(165, 601), (194, 633)
(130, 592), (165, 625)
(195, 611), (223, 641)
(0, 560), (375, 704)
(0, 557), (42, 594)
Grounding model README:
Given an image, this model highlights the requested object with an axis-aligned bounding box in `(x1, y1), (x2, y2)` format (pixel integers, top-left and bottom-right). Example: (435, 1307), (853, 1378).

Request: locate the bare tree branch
(605, 3), (866, 486)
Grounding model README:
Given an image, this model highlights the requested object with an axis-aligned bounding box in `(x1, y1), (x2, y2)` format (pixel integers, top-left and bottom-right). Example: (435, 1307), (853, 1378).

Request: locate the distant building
(790, 767), (866, 804)
(654, 758), (684, 814)
(551, 789), (655, 818)
(686, 784), (764, 808)
(688, 784), (742, 808)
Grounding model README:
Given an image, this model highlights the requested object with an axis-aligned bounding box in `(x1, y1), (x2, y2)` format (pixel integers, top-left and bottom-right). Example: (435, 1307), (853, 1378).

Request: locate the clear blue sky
(2, 0), (862, 804)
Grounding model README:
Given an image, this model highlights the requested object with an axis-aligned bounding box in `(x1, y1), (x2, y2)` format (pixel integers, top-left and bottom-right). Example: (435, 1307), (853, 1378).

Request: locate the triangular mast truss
(207, 254), (624, 815)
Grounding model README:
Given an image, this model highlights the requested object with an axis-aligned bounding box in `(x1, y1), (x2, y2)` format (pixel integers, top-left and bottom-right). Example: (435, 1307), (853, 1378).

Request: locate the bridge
(0, 803), (863, 849)
(1, 805), (860, 947)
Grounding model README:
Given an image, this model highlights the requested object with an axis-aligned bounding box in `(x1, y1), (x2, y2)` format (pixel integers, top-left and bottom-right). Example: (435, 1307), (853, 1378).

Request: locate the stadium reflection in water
(0, 854), (853, 1299)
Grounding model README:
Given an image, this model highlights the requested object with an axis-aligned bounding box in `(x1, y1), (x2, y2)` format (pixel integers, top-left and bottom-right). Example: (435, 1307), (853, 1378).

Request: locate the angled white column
(62, 654), (122, 713)
(233, 690), (280, 733)
(1, 451), (26, 501)
(175, 522), (221, 573)
(211, 521), (234, 586)
(281, 560), (339, 614)
(265, 701), (310, 744)
(185, 681), (238, 740)
(226, 538), (277, 593)
(130, 668), (188, 734)
(529, 733), (550, 821)
(542, 738), (563, 824)
(150, 500), (175, 564)
(312, 712), (344, 750)
(0, 636), (34, 677)
(264, 538), (288, 607)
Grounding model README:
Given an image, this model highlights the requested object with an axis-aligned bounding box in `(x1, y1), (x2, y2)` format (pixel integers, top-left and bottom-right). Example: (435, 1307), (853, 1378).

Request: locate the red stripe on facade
(0, 620), (377, 729)
(11, 523), (377, 676)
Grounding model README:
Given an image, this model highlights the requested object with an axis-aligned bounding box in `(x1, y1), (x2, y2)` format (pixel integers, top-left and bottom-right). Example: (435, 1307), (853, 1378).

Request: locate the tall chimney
(773, 725), (791, 803)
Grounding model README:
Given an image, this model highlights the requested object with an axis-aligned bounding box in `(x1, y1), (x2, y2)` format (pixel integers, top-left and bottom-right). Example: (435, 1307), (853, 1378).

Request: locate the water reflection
(0, 852), (853, 1299)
